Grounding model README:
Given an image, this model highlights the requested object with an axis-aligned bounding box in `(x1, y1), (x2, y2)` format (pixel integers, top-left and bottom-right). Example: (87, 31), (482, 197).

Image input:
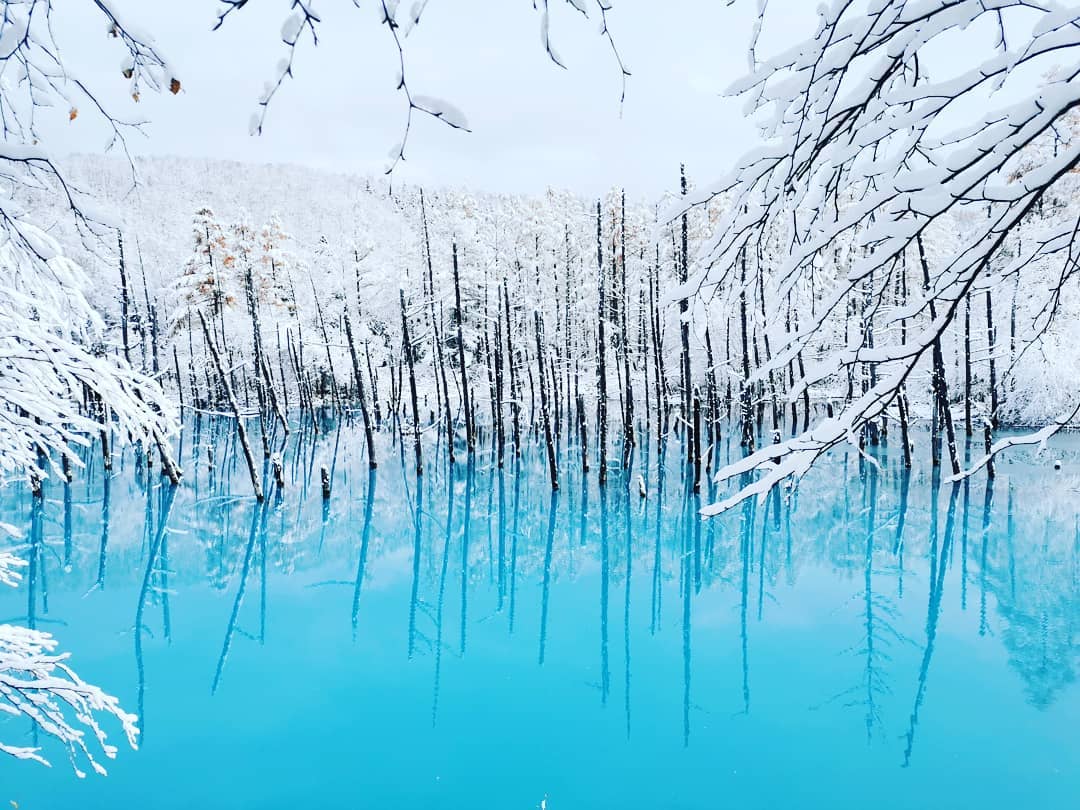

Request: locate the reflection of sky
(0, 422), (1078, 808)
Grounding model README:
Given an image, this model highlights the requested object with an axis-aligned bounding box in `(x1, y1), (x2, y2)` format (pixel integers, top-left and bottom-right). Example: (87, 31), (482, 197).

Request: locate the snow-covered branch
(0, 549), (138, 775)
(215, 0), (629, 170)
(679, 0), (1080, 513)
(0, 2), (182, 485)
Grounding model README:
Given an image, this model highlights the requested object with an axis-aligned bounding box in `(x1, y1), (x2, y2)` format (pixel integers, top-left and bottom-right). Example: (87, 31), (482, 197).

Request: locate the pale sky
(48, 0), (816, 198)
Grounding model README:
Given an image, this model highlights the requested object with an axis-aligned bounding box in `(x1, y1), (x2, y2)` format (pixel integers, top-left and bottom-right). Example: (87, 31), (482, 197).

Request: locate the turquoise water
(1, 419), (1078, 808)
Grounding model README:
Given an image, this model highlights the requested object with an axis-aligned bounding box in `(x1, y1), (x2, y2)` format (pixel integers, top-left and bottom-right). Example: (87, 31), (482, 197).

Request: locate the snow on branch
(0, 225), (179, 485)
(215, 0), (629, 170)
(0, 623), (140, 777)
(0, 549), (138, 775)
(0, 1), (183, 485)
(679, 0), (1080, 515)
(0, 548), (25, 588)
(945, 401), (1080, 484)
(534, 1), (631, 106)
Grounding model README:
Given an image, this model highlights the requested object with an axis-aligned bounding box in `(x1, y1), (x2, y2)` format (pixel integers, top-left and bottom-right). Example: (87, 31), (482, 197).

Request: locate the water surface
(1, 420), (1078, 808)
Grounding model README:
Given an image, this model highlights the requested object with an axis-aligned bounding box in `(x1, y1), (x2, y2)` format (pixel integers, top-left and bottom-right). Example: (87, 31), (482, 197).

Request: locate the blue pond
(1, 419), (1078, 808)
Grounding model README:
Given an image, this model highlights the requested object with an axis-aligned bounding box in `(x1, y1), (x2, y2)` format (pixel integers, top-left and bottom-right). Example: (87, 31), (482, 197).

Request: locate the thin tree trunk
(679, 166), (693, 465)
(503, 277), (521, 457)
(199, 311), (263, 501)
(400, 289), (423, 477)
(898, 388), (912, 469)
(243, 265), (272, 458)
(452, 242), (475, 454)
(535, 311), (559, 491)
(577, 390), (589, 473)
(916, 235), (960, 475)
(964, 292), (973, 437)
(308, 275), (341, 413)
(118, 232), (132, 367)
(649, 248), (666, 443)
(985, 289), (999, 430)
(739, 251), (755, 451)
(364, 340), (382, 428)
(596, 201), (609, 487)
(692, 393), (701, 493)
(343, 312), (378, 470)
(619, 190), (635, 467)
(493, 287), (507, 467)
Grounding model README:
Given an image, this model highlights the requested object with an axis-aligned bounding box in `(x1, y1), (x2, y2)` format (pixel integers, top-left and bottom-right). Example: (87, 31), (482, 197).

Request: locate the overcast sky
(48, 1), (816, 198)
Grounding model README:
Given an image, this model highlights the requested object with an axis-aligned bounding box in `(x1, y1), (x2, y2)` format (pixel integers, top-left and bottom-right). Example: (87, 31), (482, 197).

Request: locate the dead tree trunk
(199, 310), (263, 501)
(739, 250), (755, 451)
(596, 201), (609, 487)
(964, 292), (973, 437)
(619, 190), (635, 467)
(484, 291), (499, 449)
(898, 389), (912, 469)
(452, 242), (475, 454)
(118, 232), (132, 368)
(916, 235), (959, 475)
(985, 289), (999, 431)
(364, 340), (382, 428)
(692, 392), (702, 493)
(649, 247), (666, 442)
(343, 312), (378, 470)
(244, 265), (272, 458)
(535, 311), (559, 491)
(503, 277), (522, 457)
(173, 344), (185, 413)
(400, 289), (423, 477)
(704, 325), (719, 462)
(493, 287), (507, 467)
(577, 390), (589, 473)
(679, 165), (693, 465)
(308, 276), (341, 414)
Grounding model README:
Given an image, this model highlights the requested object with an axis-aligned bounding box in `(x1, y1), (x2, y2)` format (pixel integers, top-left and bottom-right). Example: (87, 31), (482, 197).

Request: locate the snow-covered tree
(258, 214), (297, 313)
(0, 3), (182, 484)
(171, 206), (234, 330)
(0, 227), (178, 484)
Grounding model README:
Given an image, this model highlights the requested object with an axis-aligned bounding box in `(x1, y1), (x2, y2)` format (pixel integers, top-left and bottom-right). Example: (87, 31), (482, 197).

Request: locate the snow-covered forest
(21, 137), (1080, 498)
(2, 0), (1080, 800)
(2, 1), (1078, 496)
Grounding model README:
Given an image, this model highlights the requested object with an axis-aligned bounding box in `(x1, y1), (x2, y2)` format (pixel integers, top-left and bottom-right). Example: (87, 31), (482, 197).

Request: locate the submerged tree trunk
(619, 190), (635, 468)
(679, 165), (693, 466)
(400, 289), (423, 477)
(964, 292), (973, 437)
(503, 277), (521, 457)
(493, 287), (507, 468)
(199, 310), (263, 501)
(985, 289), (999, 431)
(535, 311), (559, 491)
(452, 242), (475, 455)
(916, 235), (959, 475)
(244, 265), (272, 458)
(343, 312), (378, 470)
(118, 232), (132, 368)
(692, 393), (701, 493)
(649, 248), (666, 443)
(596, 201), (609, 487)
(577, 390), (589, 474)
(308, 275), (341, 413)
(738, 250), (755, 452)
(898, 388), (912, 469)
